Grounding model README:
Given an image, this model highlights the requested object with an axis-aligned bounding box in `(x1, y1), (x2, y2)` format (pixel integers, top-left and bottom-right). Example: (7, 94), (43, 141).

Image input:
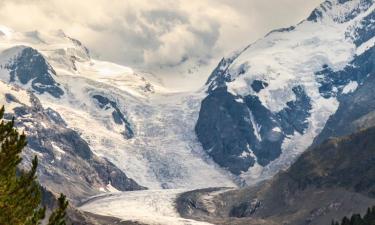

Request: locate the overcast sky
(0, 0), (323, 87)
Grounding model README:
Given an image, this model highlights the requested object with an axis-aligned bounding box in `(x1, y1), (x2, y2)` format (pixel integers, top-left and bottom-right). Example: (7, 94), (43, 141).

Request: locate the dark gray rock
(195, 85), (311, 174)
(6, 47), (64, 98)
(277, 86), (312, 135)
(250, 80), (268, 93)
(313, 46), (375, 146)
(92, 94), (134, 139)
(196, 15), (375, 176)
(307, 0), (373, 23)
(6, 92), (144, 202)
(266, 26), (296, 37)
(5, 93), (19, 103)
(195, 88), (256, 174)
(206, 46), (251, 93)
(178, 127), (375, 225)
(315, 46), (374, 99)
(229, 199), (261, 218)
(351, 4), (375, 46)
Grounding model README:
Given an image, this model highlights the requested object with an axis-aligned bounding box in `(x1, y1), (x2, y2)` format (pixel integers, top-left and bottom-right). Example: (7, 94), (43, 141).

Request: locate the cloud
(0, 0), (323, 76)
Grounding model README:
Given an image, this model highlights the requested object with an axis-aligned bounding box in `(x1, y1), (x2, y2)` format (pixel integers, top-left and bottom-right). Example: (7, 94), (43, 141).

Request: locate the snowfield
(79, 189), (212, 225)
(0, 24), (237, 190)
(39, 88), (237, 190)
(0, 25), (236, 224)
(207, 0), (375, 183)
(0, 81), (32, 111)
(0, 0), (373, 224)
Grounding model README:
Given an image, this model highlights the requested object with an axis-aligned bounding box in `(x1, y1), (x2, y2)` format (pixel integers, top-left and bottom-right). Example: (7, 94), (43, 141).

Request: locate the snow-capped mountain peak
(0, 25), (237, 194)
(307, 0), (374, 23)
(196, 0), (375, 183)
(0, 1), (374, 223)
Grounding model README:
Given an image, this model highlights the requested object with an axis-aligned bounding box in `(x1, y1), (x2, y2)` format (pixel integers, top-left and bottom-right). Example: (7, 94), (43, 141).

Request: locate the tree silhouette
(0, 106), (68, 225)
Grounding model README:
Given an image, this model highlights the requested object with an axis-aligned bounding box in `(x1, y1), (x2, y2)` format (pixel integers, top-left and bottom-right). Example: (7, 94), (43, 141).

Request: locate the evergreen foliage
(48, 194), (69, 225)
(331, 206), (375, 225)
(0, 106), (68, 225)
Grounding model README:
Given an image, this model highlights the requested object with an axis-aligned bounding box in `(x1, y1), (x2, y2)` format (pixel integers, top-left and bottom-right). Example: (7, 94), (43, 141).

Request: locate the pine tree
(342, 217), (351, 225)
(0, 106), (45, 225)
(350, 214), (364, 225)
(48, 194), (69, 225)
(331, 206), (375, 225)
(0, 106), (69, 224)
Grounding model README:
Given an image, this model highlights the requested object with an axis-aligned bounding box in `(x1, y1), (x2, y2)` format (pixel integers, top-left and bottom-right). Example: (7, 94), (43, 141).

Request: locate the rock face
(195, 88), (257, 174)
(313, 46), (375, 145)
(92, 94), (134, 139)
(1, 83), (144, 202)
(6, 47), (64, 98)
(195, 0), (375, 177)
(0, 30), (151, 200)
(0, 25), (238, 195)
(307, 0), (374, 23)
(285, 127), (375, 197)
(178, 126), (375, 225)
(196, 85), (312, 175)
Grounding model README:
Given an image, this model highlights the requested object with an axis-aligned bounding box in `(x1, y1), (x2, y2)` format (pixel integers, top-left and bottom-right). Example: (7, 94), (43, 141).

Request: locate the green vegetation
(0, 106), (68, 225)
(332, 206), (375, 225)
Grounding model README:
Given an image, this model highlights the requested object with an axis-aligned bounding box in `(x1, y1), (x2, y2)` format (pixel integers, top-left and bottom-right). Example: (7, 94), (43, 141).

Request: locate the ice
(0, 26), (237, 191)
(211, 0), (374, 184)
(342, 81), (359, 94)
(0, 1), (373, 222)
(356, 36), (375, 55)
(0, 81), (32, 111)
(79, 189), (213, 225)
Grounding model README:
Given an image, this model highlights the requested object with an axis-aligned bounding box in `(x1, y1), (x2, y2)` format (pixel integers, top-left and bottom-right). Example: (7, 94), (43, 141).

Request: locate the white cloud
(0, 0), (323, 78)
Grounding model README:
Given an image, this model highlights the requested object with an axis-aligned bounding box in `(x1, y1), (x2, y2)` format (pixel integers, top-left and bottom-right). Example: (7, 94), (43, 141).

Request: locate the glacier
(0, 0), (374, 224)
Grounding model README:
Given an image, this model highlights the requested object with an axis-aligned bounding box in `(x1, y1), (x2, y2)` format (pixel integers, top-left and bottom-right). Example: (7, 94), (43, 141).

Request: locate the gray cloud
(0, 0), (323, 78)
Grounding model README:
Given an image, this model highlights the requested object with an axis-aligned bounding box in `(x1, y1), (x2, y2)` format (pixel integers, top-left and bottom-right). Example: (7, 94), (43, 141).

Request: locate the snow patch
(0, 81), (32, 111)
(356, 36), (375, 55)
(342, 81), (358, 94)
(272, 127), (282, 132)
(51, 142), (65, 161)
(240, 150), (251, 159)
(242, 95), (339, 184)
(248, 108), (262, 142)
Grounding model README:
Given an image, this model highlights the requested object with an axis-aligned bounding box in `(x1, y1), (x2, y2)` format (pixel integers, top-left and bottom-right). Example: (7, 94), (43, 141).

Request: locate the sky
(0, 0), (323, 88)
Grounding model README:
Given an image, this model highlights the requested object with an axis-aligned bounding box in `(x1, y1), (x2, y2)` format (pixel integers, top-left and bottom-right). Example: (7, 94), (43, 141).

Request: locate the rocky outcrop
(6, 47), (64, 98)
(178, 126), (375, 225)
(195, 85), (312, 175)
(3, 90), (144, 202)
(313, 46), (375, 145)
(92, 94), (134, 139)
(195, 0), (375, 176)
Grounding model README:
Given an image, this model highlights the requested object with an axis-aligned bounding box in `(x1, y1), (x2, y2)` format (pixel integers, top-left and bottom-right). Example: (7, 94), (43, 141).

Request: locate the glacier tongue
(0, 0), (374, 221)
(0, 0), (374, 189)
(40, 86), (237, 189)
(79, 189), (213, 225)
(0, 26), (237, 190)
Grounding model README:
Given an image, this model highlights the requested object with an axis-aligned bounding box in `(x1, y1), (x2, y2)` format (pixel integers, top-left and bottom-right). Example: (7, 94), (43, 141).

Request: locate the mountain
(313, 43), (375, 146)
(78, 0), (375, 223)
(175, 1), (375, 224)
(0, 26), (237, 224)
(0, 0), (374, 224)
(177, 125), (375, 225)
(0, 25), (236, 201)
(0, 81), (144, 202)
(195, 0), (375, 183)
